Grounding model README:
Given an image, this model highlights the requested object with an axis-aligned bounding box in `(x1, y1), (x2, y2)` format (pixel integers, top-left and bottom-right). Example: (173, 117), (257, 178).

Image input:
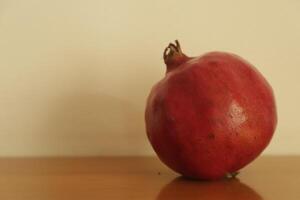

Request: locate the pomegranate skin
(145, 41), (277, 180)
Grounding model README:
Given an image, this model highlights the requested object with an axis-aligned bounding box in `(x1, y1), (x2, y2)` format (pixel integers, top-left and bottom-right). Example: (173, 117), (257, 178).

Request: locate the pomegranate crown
(163, 40), (183, 61)
(163, 40), (188, 73)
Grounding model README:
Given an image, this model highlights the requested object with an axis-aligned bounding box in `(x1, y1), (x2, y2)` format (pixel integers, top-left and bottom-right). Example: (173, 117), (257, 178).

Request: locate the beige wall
(0, 0), (299, 156)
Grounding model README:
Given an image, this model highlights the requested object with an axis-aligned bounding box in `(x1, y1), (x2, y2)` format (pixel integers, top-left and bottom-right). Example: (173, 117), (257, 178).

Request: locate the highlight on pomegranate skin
(145, 40), (277, 180)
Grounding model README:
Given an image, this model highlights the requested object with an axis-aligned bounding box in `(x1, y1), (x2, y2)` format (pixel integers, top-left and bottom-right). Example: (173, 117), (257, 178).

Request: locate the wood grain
(0, 156), (298, 200)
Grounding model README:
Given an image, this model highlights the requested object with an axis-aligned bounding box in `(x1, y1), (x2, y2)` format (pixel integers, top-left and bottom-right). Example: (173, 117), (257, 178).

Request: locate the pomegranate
(145, 40), (277, 180)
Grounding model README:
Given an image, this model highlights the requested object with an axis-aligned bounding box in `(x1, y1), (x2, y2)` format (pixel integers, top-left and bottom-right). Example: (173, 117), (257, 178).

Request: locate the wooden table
(0, 156), (298, 199)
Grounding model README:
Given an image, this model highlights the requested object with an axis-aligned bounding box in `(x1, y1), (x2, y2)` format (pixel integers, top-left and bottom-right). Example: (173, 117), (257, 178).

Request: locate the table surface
(0, 156), (299, 200)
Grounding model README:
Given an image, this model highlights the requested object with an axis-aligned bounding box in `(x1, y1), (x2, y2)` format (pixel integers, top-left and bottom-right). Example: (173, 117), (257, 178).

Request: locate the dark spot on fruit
(197, 113), (202, 119)
(166, 114), (176, 123)
(157, 172), (161, 175)
(246, 152), (252, 157)
(205, 100), (214, 107)
(208, 60), (218, 67)
(208, 133), (215, 139)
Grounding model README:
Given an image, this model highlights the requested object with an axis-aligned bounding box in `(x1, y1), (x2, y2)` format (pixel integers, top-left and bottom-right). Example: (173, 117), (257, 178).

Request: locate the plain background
(0, 0), (299, 156)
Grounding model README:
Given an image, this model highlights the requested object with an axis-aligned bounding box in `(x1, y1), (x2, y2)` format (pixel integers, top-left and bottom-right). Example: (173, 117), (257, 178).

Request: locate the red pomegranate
(145, 40), (277, 180)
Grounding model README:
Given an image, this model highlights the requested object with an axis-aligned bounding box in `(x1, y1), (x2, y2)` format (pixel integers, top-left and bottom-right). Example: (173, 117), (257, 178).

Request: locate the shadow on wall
(41, 93), (148, 156)
(36, 54), (156, 156)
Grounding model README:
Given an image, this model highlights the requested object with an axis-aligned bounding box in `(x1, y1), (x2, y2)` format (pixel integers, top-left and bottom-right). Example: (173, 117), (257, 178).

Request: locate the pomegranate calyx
(163, 40), (189, 73)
